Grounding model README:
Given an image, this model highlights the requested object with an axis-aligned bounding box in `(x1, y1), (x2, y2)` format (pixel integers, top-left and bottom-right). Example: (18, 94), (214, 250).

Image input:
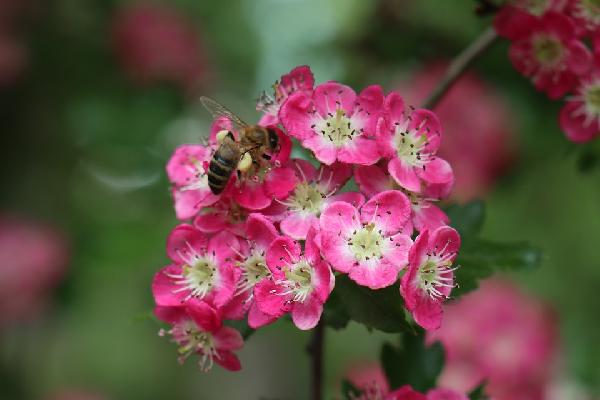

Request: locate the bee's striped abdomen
(208, 147), (237, 194)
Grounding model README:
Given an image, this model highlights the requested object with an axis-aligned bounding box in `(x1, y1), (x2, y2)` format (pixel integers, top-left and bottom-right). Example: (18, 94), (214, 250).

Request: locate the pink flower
(155, 301), (243, 371)
(111, 4), (209, 92)
(0, 214), (69, 325)
(167, 144), (220, 220)
(269, 159), (364, 240)
(220, 213), (279, 328)
(279, 82), (383, 165)
(559, 71), (600, 142)
(257, 65), (315, 126)
(354, 162), (449, 233)
(501, 11), (592, 99)
(319, 190), (413, 289)
(398, 63), (518, 202)
(400, 227), (460, 330)
(494, 1), (568, 40)
(377, 92), (454, 194)
(152, 224), (239, 308)
(564, 0), (600, 35)
(426, 388), (468, 400)
(427, 279), (558, 400)
(254, 228), (334, 330)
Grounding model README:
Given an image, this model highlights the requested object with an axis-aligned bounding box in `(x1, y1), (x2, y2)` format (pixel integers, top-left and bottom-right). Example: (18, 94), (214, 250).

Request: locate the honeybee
(199, 96), (280, 195)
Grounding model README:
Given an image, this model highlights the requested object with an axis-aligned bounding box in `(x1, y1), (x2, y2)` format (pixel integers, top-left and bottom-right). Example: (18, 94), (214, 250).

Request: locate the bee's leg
(238, 152), (253, 172)
(262, 153), (272, 161)
(216, 130), (234, 144)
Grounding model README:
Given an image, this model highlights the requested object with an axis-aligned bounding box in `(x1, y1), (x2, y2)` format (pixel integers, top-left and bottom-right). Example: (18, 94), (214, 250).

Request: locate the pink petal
(559, 101), (600, 143)
(360, 190), (411, 235)
(493, 6), (538, 40)
(166, 145), (210, 186)
(429, 226), (461, 258)
(209, 116), (235, 143)
(311, 258), (335, 302)
(413, 203), (449, 232)
(220, 292), (249, 320)
(376, 116), (396, 159)
(264, 166), (298, 199)
(187, 301), (221, 332)
(214, 351), (242, 371)
(349, 259), (400, 289)
(389, 385), (427, 400)
(248, 300), (278, 328)
(355, 85), (385, 135)
(419, 157), (454, 186)
(208, 231), (240, 264)
(166, 224), (208, 264)
(427, 388), (469, 400)
(354, 163), (395, 197)
(317, 162), (353, 192)
(172, 188), (218, 220)
(337, 136), (380, 165)
(265, 236), (301, 275)
(246, 213), (278, 249)
(383, 233), (412, 269)
(213, 326), (244, 351)
(410, 109), (442, 152)
(320, 231), (356, 273)
(152, 265), (185, 306)
(279, 91), (315, 140)
(303, 135), (338, 165)
(566, 40), (592, 76)
(324, 192), (365, 209)
(412, 293), (443, 331)
(270, 126), (293, 165)
(291, 294), (323, 330)
(280, 65), (314, 92)
(304, 226), (323, 265)
(154, 305), (186, 325)
(281, 212), (318, 241)
(291, 158), (318, 183)
(313, 81), (356, 116)
(193, 209), (229, 233)
(319, 201), (361, 236)
(213, 262), (238, 307)
(383, 91), (406, 123)
(233, 180), (271, 210)
(254, 279), (291, 317)
(388, 158), (421, 193)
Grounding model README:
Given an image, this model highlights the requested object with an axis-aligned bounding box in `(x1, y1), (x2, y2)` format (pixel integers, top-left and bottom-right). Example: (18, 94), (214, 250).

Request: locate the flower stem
(308, 320), (325, 400)
(422, 26), (498, 110)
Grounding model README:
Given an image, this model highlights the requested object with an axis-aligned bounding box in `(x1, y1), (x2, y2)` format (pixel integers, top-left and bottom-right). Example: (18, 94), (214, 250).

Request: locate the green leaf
(445, 200), (485, 237)
(322, 288), (351, 330)
(469, 384), (489, 400)
(381, 333), (445, 392)
(334, 275), (414, 334)
(453, 238), (542, 297)
(341, 380), (363, 400)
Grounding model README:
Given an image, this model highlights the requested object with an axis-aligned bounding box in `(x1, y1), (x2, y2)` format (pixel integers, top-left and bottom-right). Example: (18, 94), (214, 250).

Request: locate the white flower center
(236, 249), (271, 296)
(181, 156), (210, 192)
(168, 246), (218, 301)
(313, 109), (361, 147)
(287, 182), (326, 214)
(518, 0), (551, 15)
(532, 34), (564, 68)
(584, 82), (600, 118)
(346, 223), (385, 262)
(392, 120), (432, 169)
(276, 259), (314, 303)
(417, 242), (457, 300)
(161, 320), (219, 371)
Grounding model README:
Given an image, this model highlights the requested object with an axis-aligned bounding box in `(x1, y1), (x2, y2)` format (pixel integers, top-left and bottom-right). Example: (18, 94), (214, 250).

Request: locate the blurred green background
(2, 0), (600, 398)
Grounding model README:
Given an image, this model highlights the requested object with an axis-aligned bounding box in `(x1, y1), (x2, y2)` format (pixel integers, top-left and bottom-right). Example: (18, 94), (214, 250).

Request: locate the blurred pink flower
(427, 279), (559, 400)
(0, 0), (31, 86)
(400, 63), (518, 202)
(0, 214), (69, 324)
(111, 3), (210, 93)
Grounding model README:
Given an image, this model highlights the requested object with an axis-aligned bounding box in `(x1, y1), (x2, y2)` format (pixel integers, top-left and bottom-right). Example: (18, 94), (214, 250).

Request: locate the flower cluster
(494, 0), (600, 142)
(427, 279), (559, 400)
(152, 66), (462, 371)
(345, 363), (468, 400)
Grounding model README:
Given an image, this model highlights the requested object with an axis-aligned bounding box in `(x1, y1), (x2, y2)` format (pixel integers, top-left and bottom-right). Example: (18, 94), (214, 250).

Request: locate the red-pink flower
(155, 301), (243, 371)
(400, 227), (460, 330)
(499, 10), (592, 99)
(220, 213), (279, 328)
(152, 224), (239, 308)
(0, 214), (69, 325)
(257, 65), (315, 126)
(167, 144), (220, 220)
(564, 0), (600, 35)
(428, 279), (558, 400)
(398, 63), (517, 202)
(268, 159), (364, 240)
(319, 191), (413, 289)
(559, 71), (600, 142)
(279, 82), (383, 165)
(354, 162), (449, 232)
(254, 228), (334, 330)
(377, 92), (453, 194)
(111, 4), (209, 92)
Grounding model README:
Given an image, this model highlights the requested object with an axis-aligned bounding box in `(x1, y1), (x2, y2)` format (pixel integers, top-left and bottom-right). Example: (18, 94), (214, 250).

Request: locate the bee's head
(267, 128), (280, 152)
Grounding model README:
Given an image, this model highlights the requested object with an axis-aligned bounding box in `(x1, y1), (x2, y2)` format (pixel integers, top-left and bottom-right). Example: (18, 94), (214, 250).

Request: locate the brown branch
(422, 26), (499, 110)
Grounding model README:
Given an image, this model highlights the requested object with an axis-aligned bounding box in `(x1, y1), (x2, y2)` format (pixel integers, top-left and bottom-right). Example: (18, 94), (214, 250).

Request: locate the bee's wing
(199, 96), (250, 132)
